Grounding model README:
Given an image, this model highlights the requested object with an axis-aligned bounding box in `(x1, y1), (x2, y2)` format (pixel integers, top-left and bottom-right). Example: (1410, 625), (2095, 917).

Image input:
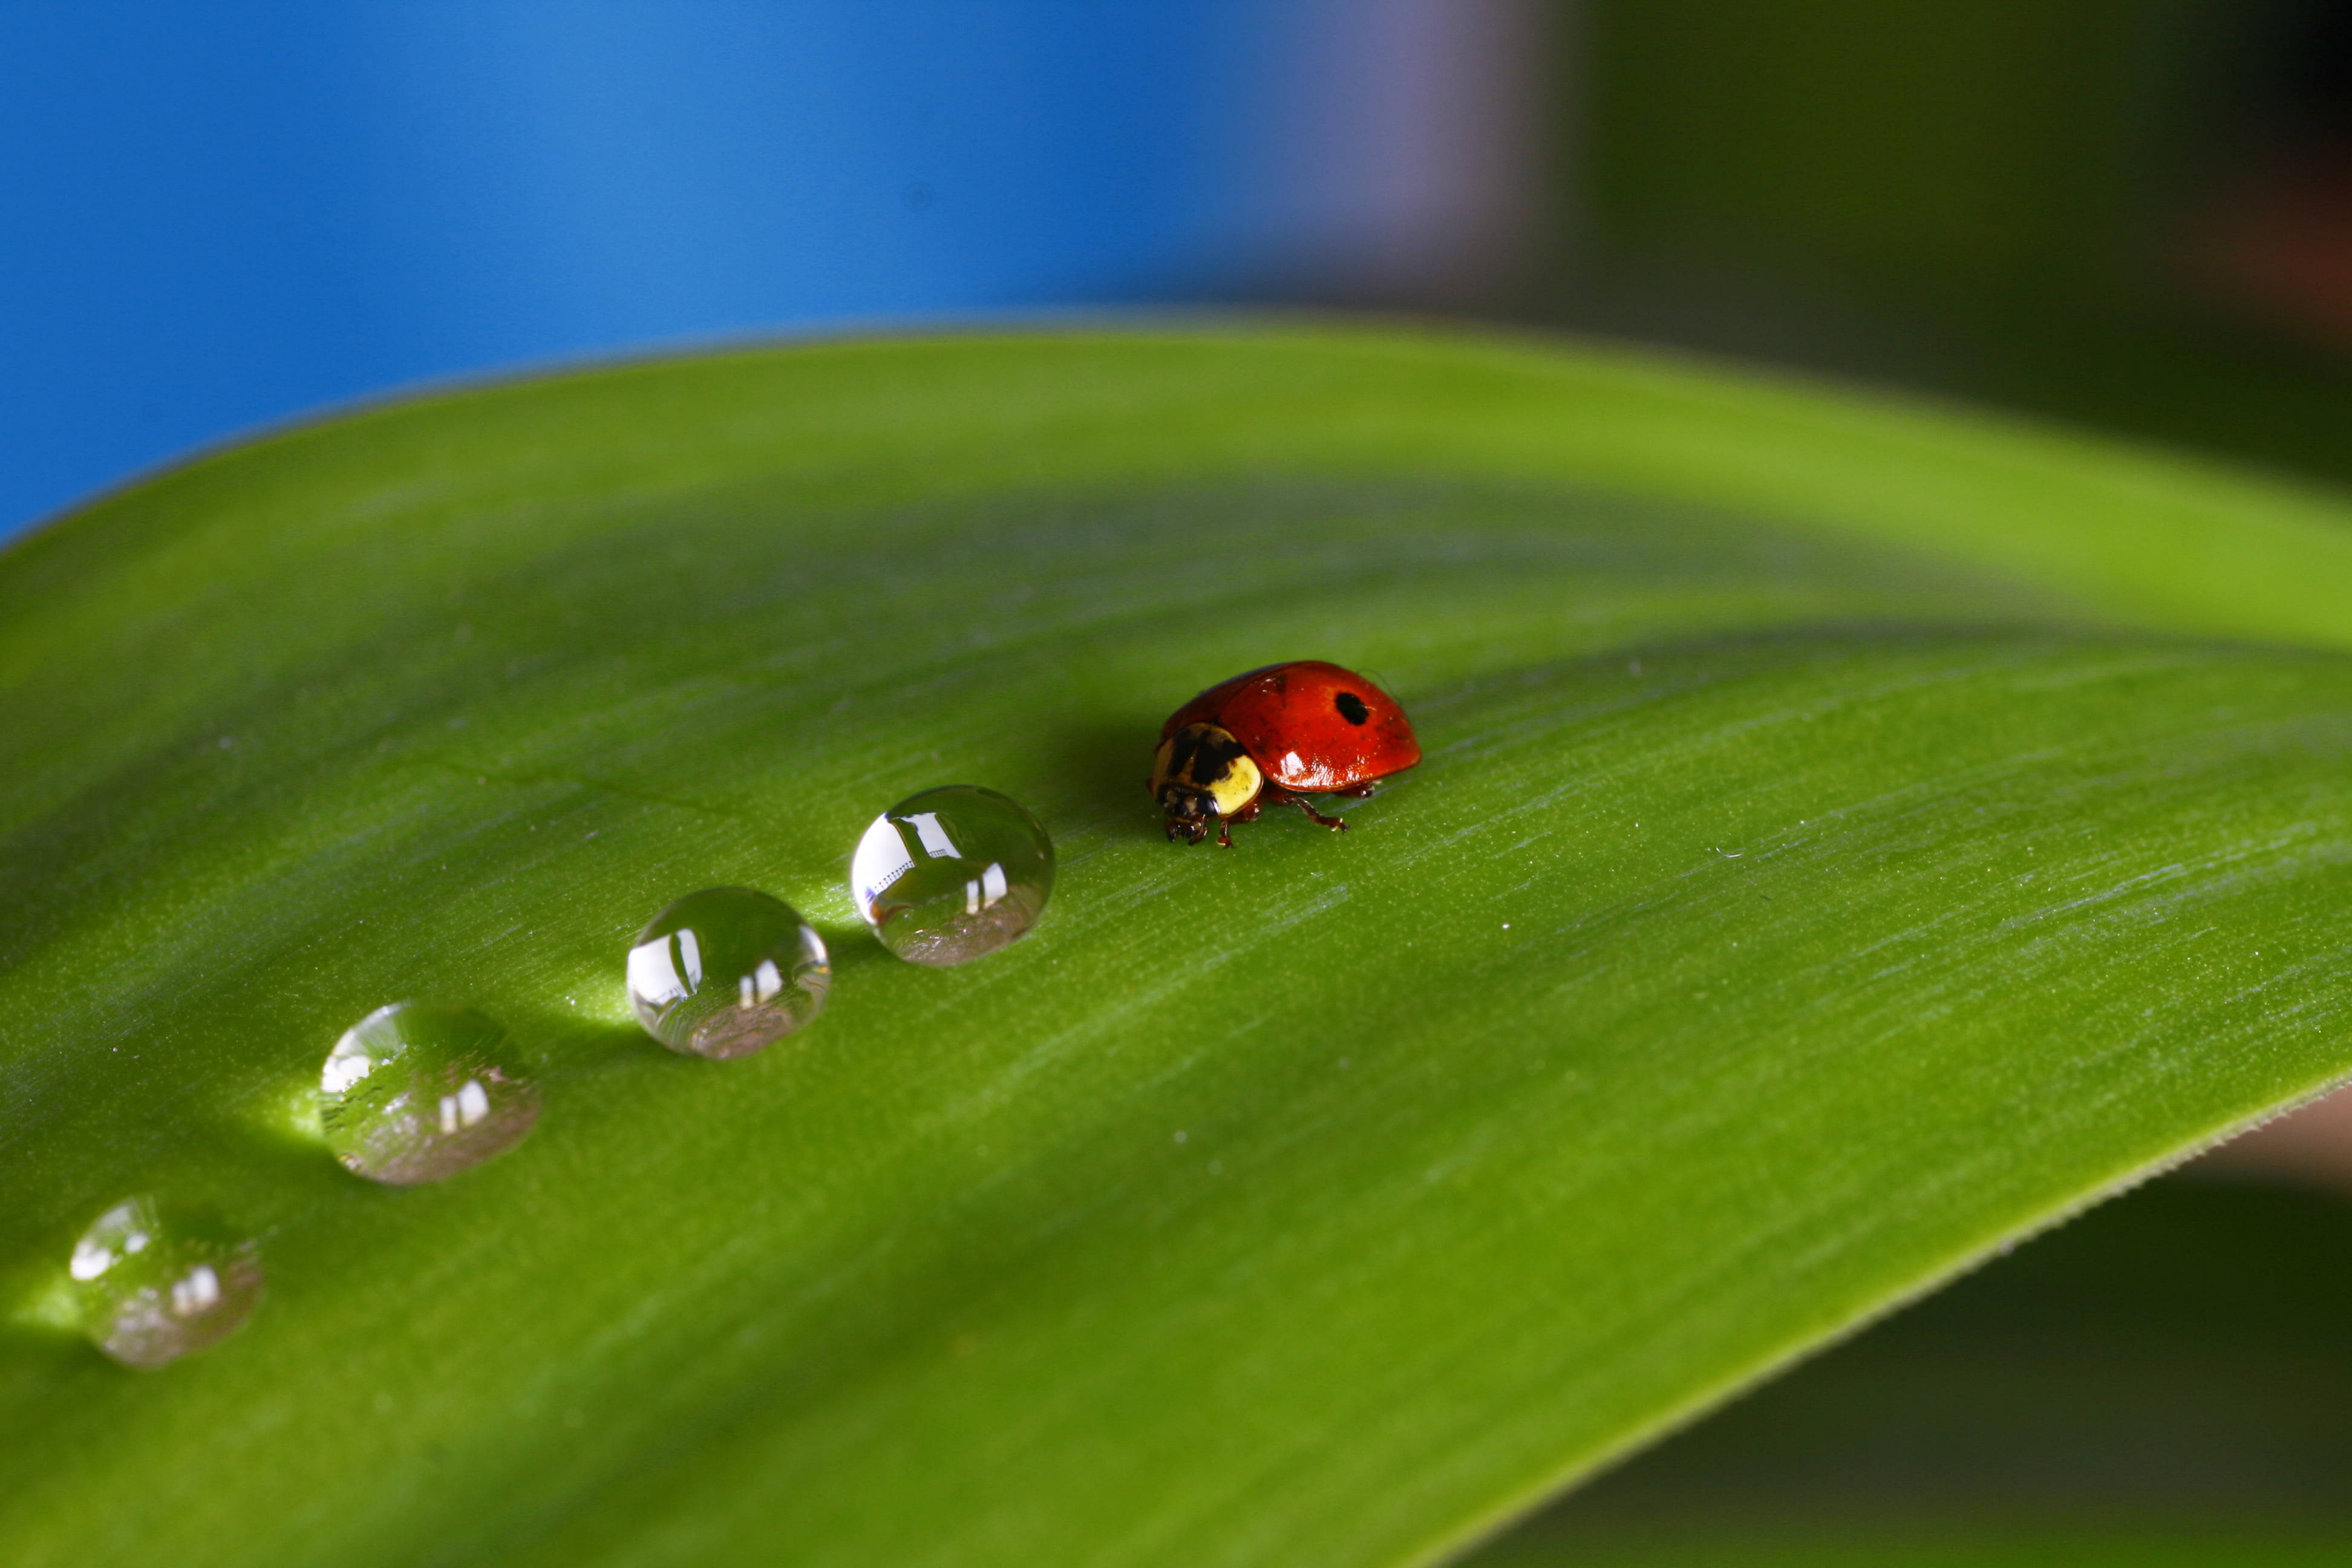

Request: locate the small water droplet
(850, 786), (1053, 966)
(70, 1198), (262, 1369)
(319, 1003), (540, 1184)
(626, 888), (829, 1059)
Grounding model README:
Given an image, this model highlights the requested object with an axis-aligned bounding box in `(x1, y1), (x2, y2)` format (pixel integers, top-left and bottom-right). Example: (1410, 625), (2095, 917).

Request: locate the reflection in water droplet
(319, 1002), (539, 1184)
(851, 786), (1054, 966)
(626, 888), (830, 1059)
(70, 1198), (262, 1369)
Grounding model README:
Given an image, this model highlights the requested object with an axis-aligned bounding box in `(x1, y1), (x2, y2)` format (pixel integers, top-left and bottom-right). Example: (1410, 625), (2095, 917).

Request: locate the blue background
(1, 3), (1326, 540)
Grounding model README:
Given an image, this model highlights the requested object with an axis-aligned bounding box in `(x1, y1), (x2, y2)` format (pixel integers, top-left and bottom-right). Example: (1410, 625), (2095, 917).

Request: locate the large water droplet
(319, 1002), (540, 1184)
(70, 1198), (262, 1369)
(626, 887), (830, 1059)
(851, 786), (1054, 965)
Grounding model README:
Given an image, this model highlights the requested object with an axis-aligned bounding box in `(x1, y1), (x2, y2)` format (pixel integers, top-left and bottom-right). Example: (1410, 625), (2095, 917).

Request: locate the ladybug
(1149, 661), (1421, 846)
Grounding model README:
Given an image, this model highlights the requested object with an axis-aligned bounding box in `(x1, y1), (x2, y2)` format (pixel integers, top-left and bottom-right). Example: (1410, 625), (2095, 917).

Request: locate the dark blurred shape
(1537, 0), (2352, 488)
(1465, 1177), (2352, 1564)
(1582, 2), (2178, 298)
(2201, 5), (2352, 346)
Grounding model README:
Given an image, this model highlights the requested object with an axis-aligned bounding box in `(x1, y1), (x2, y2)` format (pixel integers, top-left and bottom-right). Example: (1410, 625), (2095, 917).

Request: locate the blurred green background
(1527, 0), (2352, 484)
(1463, 2), (2352, 1560)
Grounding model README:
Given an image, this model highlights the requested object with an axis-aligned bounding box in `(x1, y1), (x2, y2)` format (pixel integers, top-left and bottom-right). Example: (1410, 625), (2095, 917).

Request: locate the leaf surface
(4, 328), (2351, 1567)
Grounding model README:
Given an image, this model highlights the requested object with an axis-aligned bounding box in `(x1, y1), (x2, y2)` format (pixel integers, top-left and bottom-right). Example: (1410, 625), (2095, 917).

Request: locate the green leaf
(4, 328), (2350, 1567)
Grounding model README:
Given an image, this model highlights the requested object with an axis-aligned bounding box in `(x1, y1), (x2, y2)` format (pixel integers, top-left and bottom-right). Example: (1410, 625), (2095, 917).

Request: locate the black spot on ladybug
(1334, 691), (1371, 726)
(1169, 728), (1209, 783)
(1167, 723), (1243, 786)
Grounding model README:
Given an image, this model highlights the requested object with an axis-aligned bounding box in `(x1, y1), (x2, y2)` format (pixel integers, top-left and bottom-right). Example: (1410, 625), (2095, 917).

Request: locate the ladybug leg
(1290, 797), (1349, 832)
(1334, 780), (1380, 800)
(1261, 785), (1348, 833)
(1217, 816), (1232, 848)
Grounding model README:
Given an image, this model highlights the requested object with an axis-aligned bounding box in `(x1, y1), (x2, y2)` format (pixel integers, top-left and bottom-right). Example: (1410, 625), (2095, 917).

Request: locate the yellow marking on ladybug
(1152, 721), (1263, 826)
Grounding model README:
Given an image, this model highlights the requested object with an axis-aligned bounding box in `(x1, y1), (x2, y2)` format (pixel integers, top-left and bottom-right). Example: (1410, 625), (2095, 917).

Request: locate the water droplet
(319, 1002), (540, 1184)
(850, 786), (1053, 965)
(626, 888), (829, 1059)
(70, 1198), (261, 1369)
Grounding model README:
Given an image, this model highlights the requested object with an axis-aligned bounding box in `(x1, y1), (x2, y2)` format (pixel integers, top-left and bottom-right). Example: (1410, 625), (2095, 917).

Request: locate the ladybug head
(1151, 722), (1263, 843)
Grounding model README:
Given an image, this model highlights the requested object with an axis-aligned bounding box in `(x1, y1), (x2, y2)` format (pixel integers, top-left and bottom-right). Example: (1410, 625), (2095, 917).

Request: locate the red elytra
(1149, 661), (1420, 845)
